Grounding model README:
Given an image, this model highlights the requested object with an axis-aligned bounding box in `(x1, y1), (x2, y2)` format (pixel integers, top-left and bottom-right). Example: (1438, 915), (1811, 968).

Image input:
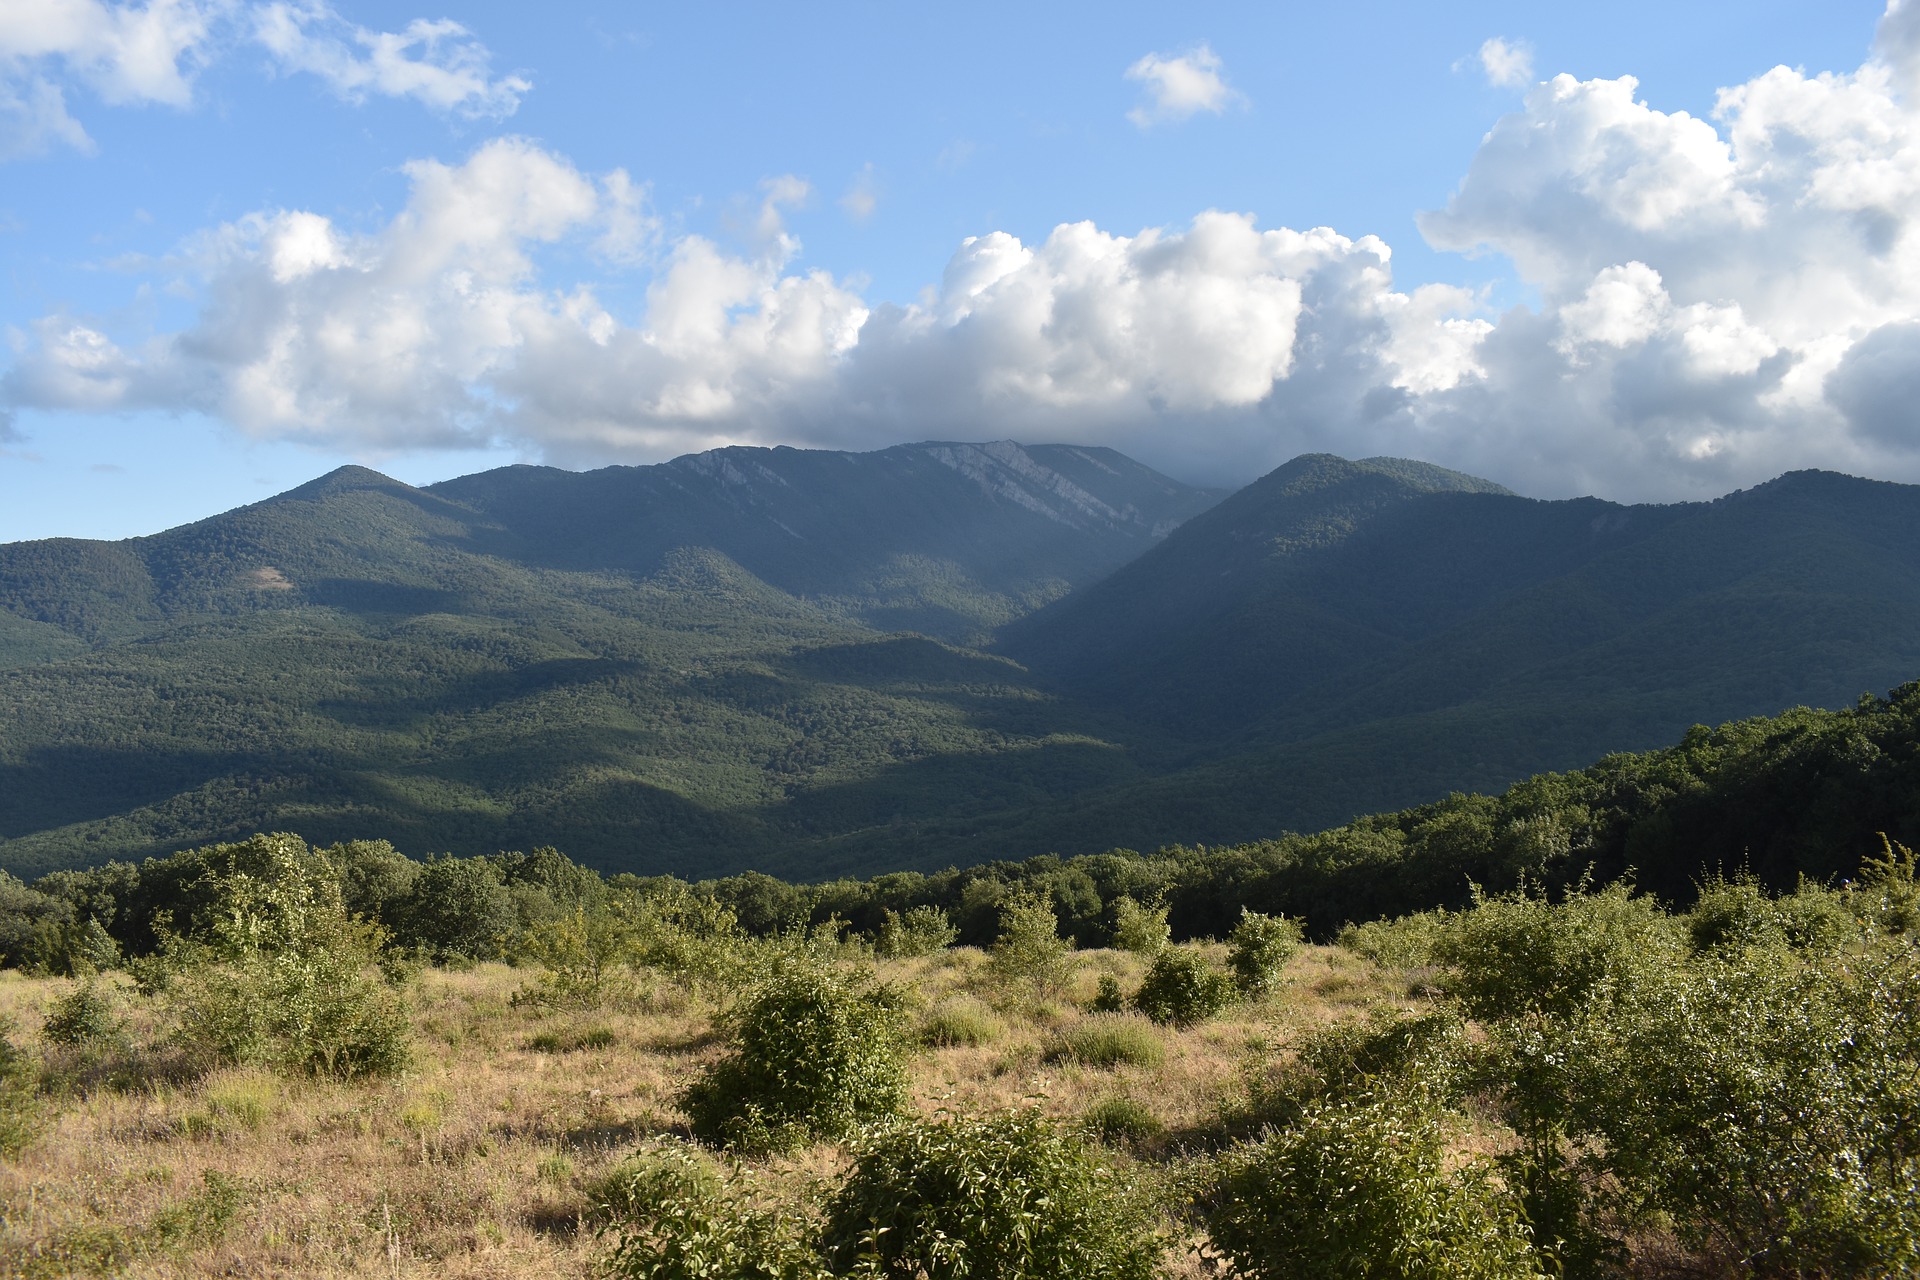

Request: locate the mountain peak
(278, 464), (412, 501)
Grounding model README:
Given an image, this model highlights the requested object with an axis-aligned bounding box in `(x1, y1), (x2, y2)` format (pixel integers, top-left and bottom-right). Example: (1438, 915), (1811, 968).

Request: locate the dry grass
(0, 945), (1405, 1278)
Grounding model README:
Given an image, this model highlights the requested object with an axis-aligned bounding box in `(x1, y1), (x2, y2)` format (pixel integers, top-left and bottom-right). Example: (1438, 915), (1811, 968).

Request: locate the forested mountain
(5, 443), (1920, 883)
(0, 442), (1217, 877)
(968, 455), (1920, 860)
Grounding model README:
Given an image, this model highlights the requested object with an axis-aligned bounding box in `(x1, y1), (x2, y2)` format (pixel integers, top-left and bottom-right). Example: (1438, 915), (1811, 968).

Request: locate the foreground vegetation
(4, 823), (1920, 1277)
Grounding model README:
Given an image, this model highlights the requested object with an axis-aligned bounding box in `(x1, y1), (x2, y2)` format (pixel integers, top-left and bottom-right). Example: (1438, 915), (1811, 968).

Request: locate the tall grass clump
(1043, 1015), (1165, 1069)
(681, 960), (911, 1153)
(821, 1109), (1167, 1280)
(0, 1016), (39, 1155)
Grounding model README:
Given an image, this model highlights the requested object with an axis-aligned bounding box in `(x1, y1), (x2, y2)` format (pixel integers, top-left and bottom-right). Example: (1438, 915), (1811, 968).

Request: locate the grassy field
(0, 944), (1411, 1279)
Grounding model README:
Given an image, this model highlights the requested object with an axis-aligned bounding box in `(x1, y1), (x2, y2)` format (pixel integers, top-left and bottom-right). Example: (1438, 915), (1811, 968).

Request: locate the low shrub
(1043, 1015), (1165, 1069)
(42, 979), (122, 1046)
(876, 906), (958, 958)
(988, 890), (1075, 994)
(1686, 875), (1857, 956)
(596, 1138), (823, 1280)
(1089, 974), (1126, 1013)
(1204, 1092), (1543, 1280)
(920, 999), (1002, 1048)
(151, 835), (412, 1079)
(1336, 909), (1451, 968)
(1108, 896), (1170, 954)
(1432, 881), (1679, 1021)
(1227, 910), (1301, 997)
(527, 1025), (617, 1054)
(1240, 1008), (1468, 1131)
(1134, 947), (1234, 1027)
(681, 961), (911, 1153)
(820, 1109), (1167, 1280)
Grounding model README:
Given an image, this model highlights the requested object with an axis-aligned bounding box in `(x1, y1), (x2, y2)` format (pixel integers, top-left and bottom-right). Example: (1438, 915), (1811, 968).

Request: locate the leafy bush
(1336, 909), (1451, 968)
(1432, 881), (1679, 1021)
(1686, 875), (1857, 956)
(1043, 1015), (1165, 1069)
(151, 834), (411, 1079)
(875, 906), (958, 958)
(1240, 1008), (1468, 1132)
(1134, 947), (1234, 1026)
(820, 1109), (1167, 1280)
(1204, 1092), (1543, 1280)
(42, 979), (121, 1046)
(1107, 896), (1170, 954)
(920, 999), (1002, 1048)
(391, 855), (517, 963)
(1089, 973), (1126, 1013)
(597, 1138), (824, 1280)
(681, 961), (911, 1153)
(1227, 910), (1300, 997)
(987, 890), (1075, 993)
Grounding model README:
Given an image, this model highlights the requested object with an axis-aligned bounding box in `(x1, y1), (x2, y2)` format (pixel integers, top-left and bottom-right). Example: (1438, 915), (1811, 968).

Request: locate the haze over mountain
(3, 441), (1919, 883)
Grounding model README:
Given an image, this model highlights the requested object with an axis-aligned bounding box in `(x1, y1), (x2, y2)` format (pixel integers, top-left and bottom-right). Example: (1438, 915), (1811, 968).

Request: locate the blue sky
(0, 0), (1905, 540)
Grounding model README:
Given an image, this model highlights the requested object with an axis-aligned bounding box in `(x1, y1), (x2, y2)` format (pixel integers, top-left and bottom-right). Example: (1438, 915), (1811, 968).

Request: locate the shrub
(1108, 896), (1170, 954)
(1204, 1092), (1543, 1280)
(681, 961), (911, 1153)
(1227, 910), (1301, 997)
(152, 834), (411, 1079)
(1134, 947), (1234, 1026)
(876, 906), (958, 958)
(1240, 1008), (1468, 1131)
(1089, 973), (1126, 1013)
(1043, 1015), (1165, 1069)
(597, 1138), (824, 1280)
(820, 1109), (1167, 1280)
(1336, 909), (1451, 968)
(42, 979), (121, 1046)
(1687, 875), (1857, 956)
(1432, 881), (1679, 1021)
(920, 999), (1002, 1048)
(988, 890), (1075, 993)
(390, 855), (516, 963)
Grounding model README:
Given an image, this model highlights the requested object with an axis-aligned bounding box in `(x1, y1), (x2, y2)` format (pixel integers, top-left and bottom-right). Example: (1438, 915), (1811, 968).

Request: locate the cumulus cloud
(252, 1), (528, 117)
(0, 0), (525, 157)
(1477, 37), (1533, 89)
(24, 4), (1920, 500)
(1125, 44), (1244, 127)
(0, 0), (216, 155)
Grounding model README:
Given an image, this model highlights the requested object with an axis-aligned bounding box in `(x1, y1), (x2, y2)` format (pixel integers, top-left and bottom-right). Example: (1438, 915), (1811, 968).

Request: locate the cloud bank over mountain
(10, 2), (1920, 499)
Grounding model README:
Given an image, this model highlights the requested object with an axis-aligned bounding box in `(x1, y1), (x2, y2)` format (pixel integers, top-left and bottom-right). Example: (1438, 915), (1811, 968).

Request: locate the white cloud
(23, 4), (1920, 501)
(252, 1), (528, 117)
(1477, 37), (1533, 89)
(1125, 43), (1244, 127)
(0, 0), (525, 157)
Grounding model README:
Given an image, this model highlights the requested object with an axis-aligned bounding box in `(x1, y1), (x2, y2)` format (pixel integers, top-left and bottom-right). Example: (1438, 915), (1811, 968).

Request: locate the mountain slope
(0, 441), (1216, 877)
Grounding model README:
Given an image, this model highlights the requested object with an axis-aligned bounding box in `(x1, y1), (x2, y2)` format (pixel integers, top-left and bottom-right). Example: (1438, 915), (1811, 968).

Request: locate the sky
(0, 0), (1910, 541)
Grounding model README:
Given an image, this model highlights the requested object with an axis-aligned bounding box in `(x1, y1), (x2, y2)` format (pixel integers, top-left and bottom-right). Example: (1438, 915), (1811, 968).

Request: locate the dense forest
(7, 446), (1920, 885)
(7, 681), (1917, 970)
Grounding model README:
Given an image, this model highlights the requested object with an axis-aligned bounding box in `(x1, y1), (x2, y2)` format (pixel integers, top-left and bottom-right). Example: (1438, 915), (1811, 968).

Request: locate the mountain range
(3, 441), (1918, 881)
